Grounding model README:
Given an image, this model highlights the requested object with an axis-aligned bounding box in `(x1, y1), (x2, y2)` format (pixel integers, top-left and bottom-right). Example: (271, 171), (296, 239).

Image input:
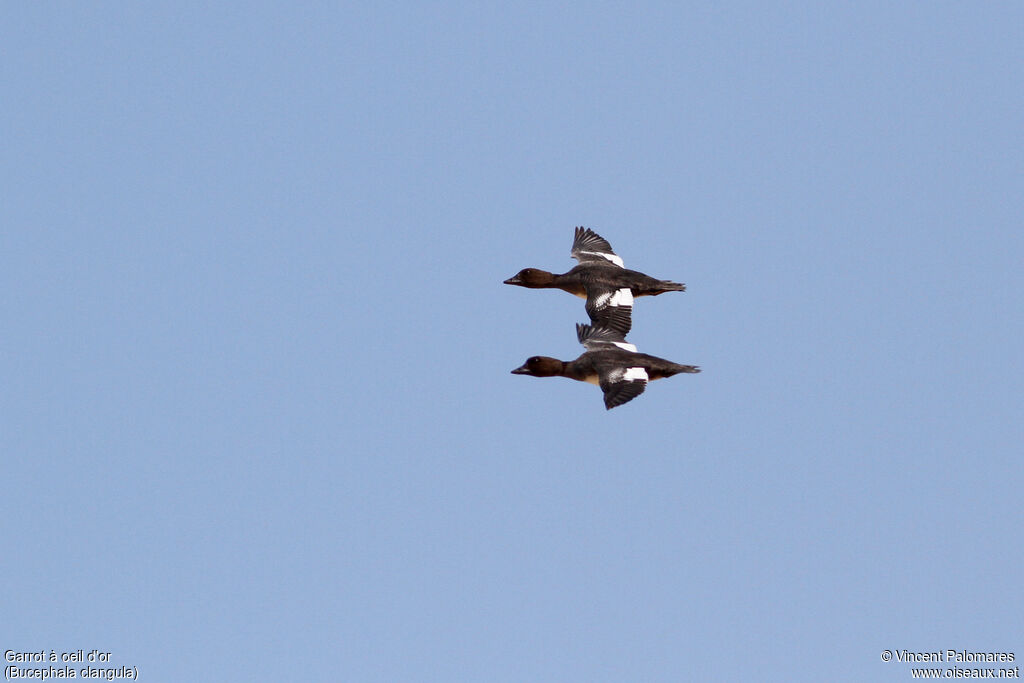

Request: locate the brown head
(510, 356), (565, 377)
(503, 268), (556, 288)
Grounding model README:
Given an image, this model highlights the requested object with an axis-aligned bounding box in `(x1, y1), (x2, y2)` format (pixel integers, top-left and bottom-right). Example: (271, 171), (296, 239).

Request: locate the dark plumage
(510, 324), (700, 410)
(503, 227), (685, 335)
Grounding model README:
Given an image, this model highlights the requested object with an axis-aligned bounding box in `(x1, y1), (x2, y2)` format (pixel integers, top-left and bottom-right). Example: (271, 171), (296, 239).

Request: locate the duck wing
(584, 285), (633, 335)
(571, 227), (624, 267)
(596, 362), (649, 410)
(575, 323), (637, 352)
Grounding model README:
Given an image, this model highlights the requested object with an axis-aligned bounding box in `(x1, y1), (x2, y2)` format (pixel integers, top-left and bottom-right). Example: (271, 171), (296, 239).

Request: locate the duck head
(503, 268), (556, 288)
(511, 356), (565, 377)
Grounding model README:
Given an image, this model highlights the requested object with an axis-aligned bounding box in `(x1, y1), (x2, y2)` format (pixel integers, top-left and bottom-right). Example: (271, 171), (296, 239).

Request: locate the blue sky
(3, 2), (1022, 681)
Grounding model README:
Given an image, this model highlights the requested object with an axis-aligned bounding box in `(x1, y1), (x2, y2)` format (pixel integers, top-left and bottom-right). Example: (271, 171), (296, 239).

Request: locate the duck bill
(503, 275), (522, 285)
(510, 365), (531, 375)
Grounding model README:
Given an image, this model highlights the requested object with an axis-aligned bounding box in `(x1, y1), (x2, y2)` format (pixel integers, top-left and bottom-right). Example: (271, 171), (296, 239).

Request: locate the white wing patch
(594, 288), (633, 311)
(609, 287), (633, 307)
(623, 367), (648, 382)
(608, 366), (648, 384)
(578, 251), (625, 268)
(612, 342), (638, 352)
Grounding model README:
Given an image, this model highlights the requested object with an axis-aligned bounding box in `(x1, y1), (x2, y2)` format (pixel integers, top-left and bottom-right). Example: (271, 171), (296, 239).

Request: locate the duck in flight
(504, 227), (686, 335)
(511, 323), (700, 410)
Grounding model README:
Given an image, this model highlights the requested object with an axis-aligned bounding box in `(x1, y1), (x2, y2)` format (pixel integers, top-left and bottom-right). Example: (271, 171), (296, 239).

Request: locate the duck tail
(655, 280), (686, 293)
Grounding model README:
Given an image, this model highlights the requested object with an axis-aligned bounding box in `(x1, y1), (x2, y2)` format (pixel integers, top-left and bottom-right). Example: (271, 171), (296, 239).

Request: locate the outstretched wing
(597, 364), (648, 410)
(576, 323), (637, 352)
(571, 227), (624, 267)
(584, 285), (633, 335)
